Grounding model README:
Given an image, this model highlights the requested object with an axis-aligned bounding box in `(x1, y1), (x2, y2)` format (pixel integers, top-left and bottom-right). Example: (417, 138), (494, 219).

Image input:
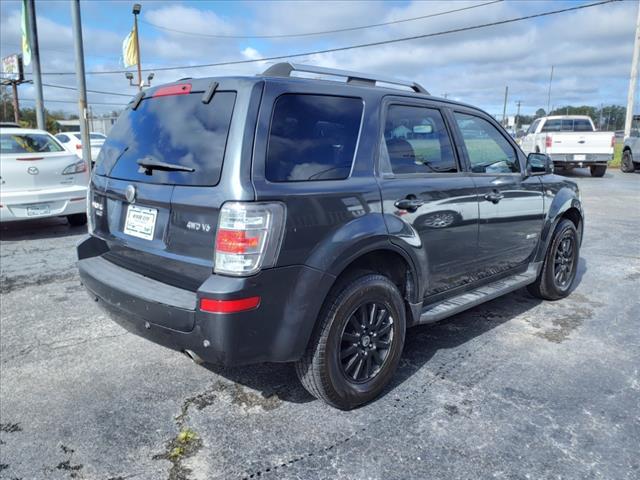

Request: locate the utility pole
(11, 83), (19, 123)
(70, 0), (91, 168)
(546, 65), (554, 115)
(624, 2), (640, 138)
(25, 0), (44, 130)
(133, 3), (142, 91)
(501, 85), (509, 126)
(515, 100), (522, 130)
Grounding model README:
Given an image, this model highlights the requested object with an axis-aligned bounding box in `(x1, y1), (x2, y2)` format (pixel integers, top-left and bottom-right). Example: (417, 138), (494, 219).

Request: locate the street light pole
(624, 2), (640, 139)
(70, 0), (92, 169)
(133, 3), (143, 91)
(25, 0), (44, 130)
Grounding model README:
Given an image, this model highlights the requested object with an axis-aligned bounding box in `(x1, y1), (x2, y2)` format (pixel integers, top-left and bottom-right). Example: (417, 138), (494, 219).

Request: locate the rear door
(90, 80), (256, 290)
(451, 110), (544, 276)
(377, 99), (480, 297)
(0, 131), (84, 191)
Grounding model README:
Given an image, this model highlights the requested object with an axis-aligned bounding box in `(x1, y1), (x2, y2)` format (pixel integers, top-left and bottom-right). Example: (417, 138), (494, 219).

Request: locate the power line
(42, 82), (132, 97)
(140, 0), (503, 39)
(2, 0), (618, 77)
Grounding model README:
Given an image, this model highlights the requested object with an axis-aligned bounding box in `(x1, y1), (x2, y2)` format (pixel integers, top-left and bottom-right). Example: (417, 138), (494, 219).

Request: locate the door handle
(484, 190), (504, 204)
(394, 198), (424, 211)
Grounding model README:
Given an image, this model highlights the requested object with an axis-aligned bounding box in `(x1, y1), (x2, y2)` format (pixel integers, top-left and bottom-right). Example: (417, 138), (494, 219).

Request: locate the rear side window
(96, 91), (236, 186)
(383, 105), (457, 174)
(0, 133), (64, 154)
(266, 94), (363, 182)
(56, 134), (70, 143)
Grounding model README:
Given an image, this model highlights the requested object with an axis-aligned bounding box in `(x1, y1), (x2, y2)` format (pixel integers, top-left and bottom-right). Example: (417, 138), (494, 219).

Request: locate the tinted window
(266, 94), (363, 182)
(541, 119), (561, 132)
(0, 133), (64, 154)
(90, 133), (106, 140)
(56, 134), (70, 142)
(454, 113), (519, 174)
(96, 92), (235, 186)
(383, 105), (456, 174)
(527, 119), (540, 134)
(573, 119), (593, 131)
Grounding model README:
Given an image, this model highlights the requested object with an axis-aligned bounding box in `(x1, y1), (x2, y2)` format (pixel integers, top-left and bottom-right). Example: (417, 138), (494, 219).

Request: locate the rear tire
(589, 165), (607, 177)
(527, 219), (579, 300)
(67, 213), (87, 226)
(620, 150), (635, 173)
(295, 273), (406, 410)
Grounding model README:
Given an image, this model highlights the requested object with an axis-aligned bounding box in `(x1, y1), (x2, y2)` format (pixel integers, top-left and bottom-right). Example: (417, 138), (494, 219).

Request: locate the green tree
(535, 108), (546, 118)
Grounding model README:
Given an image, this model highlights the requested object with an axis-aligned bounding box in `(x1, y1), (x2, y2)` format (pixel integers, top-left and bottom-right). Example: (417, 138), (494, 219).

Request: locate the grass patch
(610, 142), (623, 168)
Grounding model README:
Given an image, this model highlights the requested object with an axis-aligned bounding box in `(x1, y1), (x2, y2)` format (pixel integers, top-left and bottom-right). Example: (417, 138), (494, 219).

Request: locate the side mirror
(527, 153), (553, 175)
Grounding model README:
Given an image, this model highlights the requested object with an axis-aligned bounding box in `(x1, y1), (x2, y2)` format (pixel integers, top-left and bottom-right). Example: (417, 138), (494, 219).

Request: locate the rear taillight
(62, 160), (87, 175)
(611, 135), (615, 148)
(214, 202), (285, 276)
(545, 136), (553, 148)
(76, 144), (82, 150)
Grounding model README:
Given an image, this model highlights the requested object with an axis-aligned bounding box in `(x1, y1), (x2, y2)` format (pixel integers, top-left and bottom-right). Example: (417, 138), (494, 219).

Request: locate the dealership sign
(2, 54), (24, 82)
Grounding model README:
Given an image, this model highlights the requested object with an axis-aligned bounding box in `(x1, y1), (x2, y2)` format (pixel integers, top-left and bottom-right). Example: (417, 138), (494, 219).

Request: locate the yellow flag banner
(122, 28), (138, 68)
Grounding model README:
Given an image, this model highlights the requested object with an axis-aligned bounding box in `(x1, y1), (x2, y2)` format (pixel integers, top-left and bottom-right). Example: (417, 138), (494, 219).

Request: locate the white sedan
(0, 128), (89, 225)
(55, 131), (106, 162)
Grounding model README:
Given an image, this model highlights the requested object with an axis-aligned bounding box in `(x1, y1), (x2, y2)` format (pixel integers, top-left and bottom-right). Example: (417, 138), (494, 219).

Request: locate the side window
(266, 94), (363, 182)
(526, 119), (540, 135)
(57, 134), (69, 142)
(454, 112), (520, 174)
(383, 105), (456, 174)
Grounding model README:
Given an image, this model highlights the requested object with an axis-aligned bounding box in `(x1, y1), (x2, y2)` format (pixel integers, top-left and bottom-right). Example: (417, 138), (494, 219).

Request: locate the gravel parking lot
(1, 169), (638, 480)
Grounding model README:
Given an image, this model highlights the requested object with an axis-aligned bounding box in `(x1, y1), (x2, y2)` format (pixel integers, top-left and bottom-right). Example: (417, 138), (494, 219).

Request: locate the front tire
(589, 165), (607, 177)
(620, 150), (635, 173)
(527, 219), (579, 300)
(295, 273), (406, 410)
(67, 213), (87, 226)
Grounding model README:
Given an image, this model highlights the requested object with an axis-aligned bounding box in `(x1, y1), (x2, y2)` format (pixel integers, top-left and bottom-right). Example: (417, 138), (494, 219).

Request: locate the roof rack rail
(262, 62), (429, 95)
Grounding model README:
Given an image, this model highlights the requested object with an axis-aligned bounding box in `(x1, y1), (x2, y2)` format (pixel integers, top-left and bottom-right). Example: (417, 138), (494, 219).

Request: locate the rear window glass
(541, 118), (593, 132)
(0, 133), (64, 154)
(266, 94), (363, 182)
(96, 91), (236, 186)
(90, 133), (106, 140)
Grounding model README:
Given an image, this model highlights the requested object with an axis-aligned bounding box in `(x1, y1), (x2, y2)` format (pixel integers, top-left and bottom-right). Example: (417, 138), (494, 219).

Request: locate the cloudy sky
(0, 0), (637, 117)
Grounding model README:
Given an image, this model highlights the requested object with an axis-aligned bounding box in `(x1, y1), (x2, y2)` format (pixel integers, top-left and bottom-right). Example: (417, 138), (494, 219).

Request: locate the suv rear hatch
(90, 83), (240, 291)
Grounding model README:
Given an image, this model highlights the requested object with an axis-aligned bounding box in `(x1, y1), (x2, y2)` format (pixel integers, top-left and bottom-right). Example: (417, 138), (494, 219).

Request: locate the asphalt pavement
(1, 169), (638, 480)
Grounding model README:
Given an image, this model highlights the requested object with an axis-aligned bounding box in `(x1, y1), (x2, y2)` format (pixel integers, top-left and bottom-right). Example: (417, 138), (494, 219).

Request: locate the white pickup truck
(519, 115), (615, 177)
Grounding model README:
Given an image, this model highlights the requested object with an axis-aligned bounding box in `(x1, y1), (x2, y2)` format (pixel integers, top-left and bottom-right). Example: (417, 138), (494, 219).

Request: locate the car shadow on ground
(0, 217), (87, 241)
(201, 257), (588, 407)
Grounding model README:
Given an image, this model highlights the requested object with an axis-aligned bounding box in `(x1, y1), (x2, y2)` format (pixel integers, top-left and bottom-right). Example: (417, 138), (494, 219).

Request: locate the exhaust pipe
(183, 349), (205, 365)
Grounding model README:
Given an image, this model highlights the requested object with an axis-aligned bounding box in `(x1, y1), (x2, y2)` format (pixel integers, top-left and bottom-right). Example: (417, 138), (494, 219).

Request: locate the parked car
(621, 116), (640, 173)
(519, 115), (615, 177)
(0, 127), (88, 225)
(0, 122), (21, 128)
(77, 63), (584, 409)
(55, 131), (106, 162)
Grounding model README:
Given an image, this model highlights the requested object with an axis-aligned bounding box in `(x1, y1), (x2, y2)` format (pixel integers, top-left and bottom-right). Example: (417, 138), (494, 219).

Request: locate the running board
(419, 265), (538, 324)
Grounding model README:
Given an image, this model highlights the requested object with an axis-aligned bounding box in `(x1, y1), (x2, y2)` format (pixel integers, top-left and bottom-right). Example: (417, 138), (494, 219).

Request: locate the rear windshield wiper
(137, 158), (195, 175)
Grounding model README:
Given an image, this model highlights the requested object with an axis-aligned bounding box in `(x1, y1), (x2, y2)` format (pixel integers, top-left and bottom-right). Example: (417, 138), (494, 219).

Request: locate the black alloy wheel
(339, 302), (394, 383)
(553, 231), (576, 289)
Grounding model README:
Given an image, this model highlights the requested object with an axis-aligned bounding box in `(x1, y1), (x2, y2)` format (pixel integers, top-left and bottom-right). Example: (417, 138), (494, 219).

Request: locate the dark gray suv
(77, 63), (583, 410)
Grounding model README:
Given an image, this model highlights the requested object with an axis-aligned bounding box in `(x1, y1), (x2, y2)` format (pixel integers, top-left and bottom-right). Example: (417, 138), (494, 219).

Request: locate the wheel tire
(589, 165), (607, 177)
(67, 213), (87, 226)
(620, 151), (635, 173)
(527, 219), (579, 301)
(295, 273), (406, 410)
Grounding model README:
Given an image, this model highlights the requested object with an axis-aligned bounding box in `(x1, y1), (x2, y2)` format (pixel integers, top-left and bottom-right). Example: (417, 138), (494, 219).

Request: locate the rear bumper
(0, 185), (87, 222)
(77, 235), (334, 367)
(549, 153), (612, 167)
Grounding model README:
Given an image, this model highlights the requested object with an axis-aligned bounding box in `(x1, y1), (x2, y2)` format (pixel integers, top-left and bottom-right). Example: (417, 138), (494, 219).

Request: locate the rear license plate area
(26, 204), (51, 216)
(124, 205), (158, 241)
